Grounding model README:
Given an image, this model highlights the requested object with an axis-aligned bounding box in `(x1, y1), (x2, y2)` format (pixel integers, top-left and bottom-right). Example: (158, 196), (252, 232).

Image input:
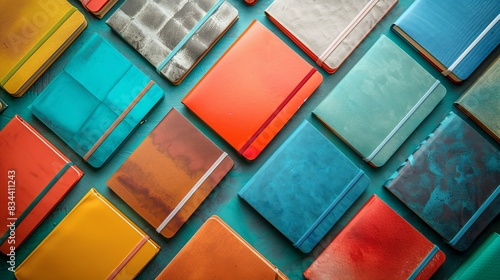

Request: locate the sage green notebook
(313, 35), (446, 167)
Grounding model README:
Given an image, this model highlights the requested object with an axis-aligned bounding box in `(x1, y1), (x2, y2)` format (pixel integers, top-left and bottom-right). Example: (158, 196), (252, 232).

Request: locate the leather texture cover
(385, 112), (500, 251)
(14, 188), (160, 279)
(29, 33), (164, 168)
(303, 195), (446, 280)
(238, 121), (370, 253)
(0, 0), (87, 97)
(107, 0), (238, 85)
(156, 216), (288, 280)
(313, 35), (446, 167)
(0, 115), (83, 255)
(266, 0), (398, 74)
(392, 0), (500, 83)
(81, 0), (118, 19)
(455, 58), (500, 143)
(107, 108), (234, 238)
(182, 20), (323, 161)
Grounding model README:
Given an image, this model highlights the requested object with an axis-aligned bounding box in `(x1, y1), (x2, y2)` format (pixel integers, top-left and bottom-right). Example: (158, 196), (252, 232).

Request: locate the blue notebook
(238, 121), (370, 253)
(30, 34), (164, 168)
(392, 0), (500, 83)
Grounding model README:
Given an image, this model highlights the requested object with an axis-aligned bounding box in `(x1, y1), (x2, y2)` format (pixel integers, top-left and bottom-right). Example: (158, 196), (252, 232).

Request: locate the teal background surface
(1, 0), (499, 279)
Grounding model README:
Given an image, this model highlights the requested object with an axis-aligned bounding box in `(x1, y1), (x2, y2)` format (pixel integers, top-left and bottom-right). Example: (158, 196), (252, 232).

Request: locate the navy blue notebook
(238, 120), (370, 253)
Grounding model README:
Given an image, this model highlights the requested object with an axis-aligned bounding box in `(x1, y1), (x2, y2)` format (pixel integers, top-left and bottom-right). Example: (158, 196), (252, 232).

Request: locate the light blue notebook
(30, 34), (164, 168)
(238, 121), (370, 253)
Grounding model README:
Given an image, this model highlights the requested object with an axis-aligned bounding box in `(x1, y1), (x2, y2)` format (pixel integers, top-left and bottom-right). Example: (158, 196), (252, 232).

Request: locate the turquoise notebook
(238, 120), (370, 253)
(30, 34), (164, 168)
(313, 35), (446, 167)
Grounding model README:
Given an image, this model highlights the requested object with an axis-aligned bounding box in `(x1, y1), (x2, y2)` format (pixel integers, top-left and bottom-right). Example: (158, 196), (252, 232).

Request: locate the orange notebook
(0, 115), (83, 255)
(182, 20), (323, 160)
(156, 216), (288, 279)
(80, 0), (118, 19)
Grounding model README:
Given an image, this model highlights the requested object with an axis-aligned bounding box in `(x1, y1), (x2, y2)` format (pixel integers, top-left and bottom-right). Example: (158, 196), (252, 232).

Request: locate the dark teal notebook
(29, 33), (164, 168)
(238, 120), (370, 253)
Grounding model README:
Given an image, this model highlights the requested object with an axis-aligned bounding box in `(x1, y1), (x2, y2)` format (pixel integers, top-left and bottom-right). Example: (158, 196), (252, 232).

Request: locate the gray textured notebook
(107, 0), (238, 85)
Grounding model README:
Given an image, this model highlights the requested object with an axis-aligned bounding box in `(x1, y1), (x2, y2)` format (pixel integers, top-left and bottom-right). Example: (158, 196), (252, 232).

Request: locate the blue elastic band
(408, 245), (439, 280)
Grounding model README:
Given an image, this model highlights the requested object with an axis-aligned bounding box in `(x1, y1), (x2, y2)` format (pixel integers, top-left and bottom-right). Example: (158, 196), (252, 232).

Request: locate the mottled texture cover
(238, 121), (370, 253)
(313, 35), (446, 167)
(385, 112), (500, 251)
(107, 0), (238, 85)
(266, 0), (398, 73)
(303, 195), (446, 280)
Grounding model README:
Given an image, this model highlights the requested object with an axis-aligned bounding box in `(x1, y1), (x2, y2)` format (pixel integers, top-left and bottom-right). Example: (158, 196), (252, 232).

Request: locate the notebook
(0, 0), (87, 97)
(80, 0), (118, 19)
(385, 112), (500, 251)
(29, 33), (164, 168)
(0, 115), (83, 255)
(244, 0), (258, 5)
(266, 0), (398, 74)
(303, 195), (446, 280)
(449, 233), (500, 280)
(238, 121), (370, 253)
(14, 188), (160, 279)
(313, 35), (446, 167)
(182, 20), (323, 161)
(392, 0), (500, 83)
(107, 108), (234, 238)
(107, 0), (238, 85)
(455, 58), (500, 143)
(156, 216), (288, 279)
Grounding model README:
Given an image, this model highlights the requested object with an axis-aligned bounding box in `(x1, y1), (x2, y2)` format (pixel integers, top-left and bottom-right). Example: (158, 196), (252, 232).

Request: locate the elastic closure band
(156, 0), (224, 73)
(83, 80), (155, 162)
(156, 152), (228, 233)
(317, 0), (379, 66)
(442, 14), (500, 76)
(294, 171), (364, 248)
(364, 80), (440, 162)
(106, 235), (150, 280)
(408, 245), (439, 280)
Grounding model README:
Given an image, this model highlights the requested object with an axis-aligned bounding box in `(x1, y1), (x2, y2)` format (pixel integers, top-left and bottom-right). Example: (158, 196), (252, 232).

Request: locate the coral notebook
(29, 33), (164, 168)
(0, 115), (83, 255)
(303, 195), (446, 280)
(455, 58), (500, 143)
(15, 188), (160, 279)
(238, 121), (370, 253)
(107, 108), (234, 238)
(313, 35), (446, 167)
(107, 0), (238, 85)
(182, 20), (323, 160)
(385, 112), (500, 251)
(0, 0), (87, 97)
(81, 0), (118, 19)
(392, 0), (500, 83)
(266, 0), (398, 73)
(156, 216), (288, 279)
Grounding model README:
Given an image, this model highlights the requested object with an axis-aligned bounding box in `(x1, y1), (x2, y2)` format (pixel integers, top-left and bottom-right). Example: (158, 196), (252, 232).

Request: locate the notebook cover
(107, 108), (234, 238)
(313, 35), (446, 167)
(0, 115), (83, 255)
(14, 188), (160, 279)
(29, 33), (164, 168)
(449, 233), (500, 280)
(81, 0), (119, 19)
(107, 0), (238, 85)
(384, 112), (500, 251)
(156, 216), (288, 279)
(182, 20), (323, 161)
(238, 121), (370, 253)
(0, 0), (87, 97)
(392, 0), (500, 83)
(303, 195), (446, 280)
(266, 0), (398, 74)
(455, 58), (500, 143)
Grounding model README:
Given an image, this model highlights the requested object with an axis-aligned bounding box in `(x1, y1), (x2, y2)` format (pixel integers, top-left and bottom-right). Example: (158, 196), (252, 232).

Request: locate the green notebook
(313, 35), (446, 167)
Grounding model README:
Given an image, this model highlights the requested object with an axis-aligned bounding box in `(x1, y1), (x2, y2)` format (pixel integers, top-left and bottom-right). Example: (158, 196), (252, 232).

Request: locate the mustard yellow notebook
(15, 188), (160, 279)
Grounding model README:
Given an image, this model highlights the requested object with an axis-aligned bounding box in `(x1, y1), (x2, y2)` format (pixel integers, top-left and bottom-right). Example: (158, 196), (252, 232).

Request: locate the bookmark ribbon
(106, 235), (151, 280)
(408, 245), (439, 280)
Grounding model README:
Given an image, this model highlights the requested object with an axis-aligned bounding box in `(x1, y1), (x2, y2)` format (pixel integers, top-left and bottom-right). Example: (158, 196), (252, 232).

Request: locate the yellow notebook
(15, 188), (160, 279)
(0, 0), (87, 97)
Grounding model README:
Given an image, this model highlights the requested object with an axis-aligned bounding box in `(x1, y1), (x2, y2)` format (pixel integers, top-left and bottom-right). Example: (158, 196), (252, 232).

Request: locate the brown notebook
(107, 108), (233, 238)
(156, 216), (288, 279)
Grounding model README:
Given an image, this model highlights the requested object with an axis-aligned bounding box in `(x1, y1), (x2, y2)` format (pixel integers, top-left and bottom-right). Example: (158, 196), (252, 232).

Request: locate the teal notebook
(313, 35), (446, 167)
(30, 33), (164, 168)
